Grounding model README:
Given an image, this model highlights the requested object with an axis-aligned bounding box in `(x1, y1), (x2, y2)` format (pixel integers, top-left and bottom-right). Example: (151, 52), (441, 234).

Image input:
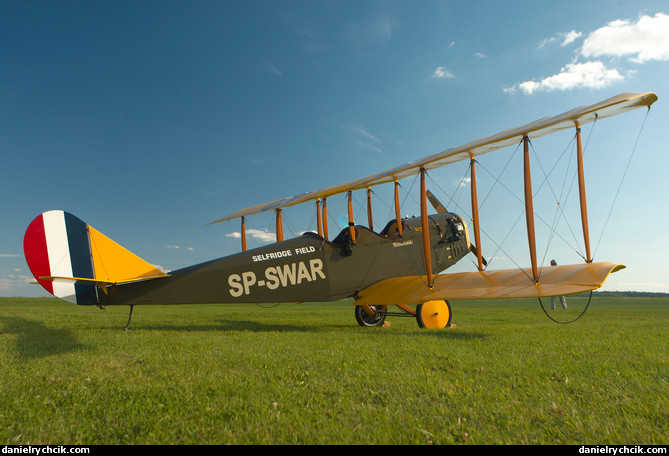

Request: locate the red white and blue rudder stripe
(24, 210), (98, 305)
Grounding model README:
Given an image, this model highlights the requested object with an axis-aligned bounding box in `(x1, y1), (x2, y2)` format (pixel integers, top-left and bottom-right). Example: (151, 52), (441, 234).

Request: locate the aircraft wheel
(355, 305), (386, 327)
(416, 300), (452, 329)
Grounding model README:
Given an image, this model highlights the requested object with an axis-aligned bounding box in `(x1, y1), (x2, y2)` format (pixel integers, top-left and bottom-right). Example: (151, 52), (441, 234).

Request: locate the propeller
(426, 190), (487, 267)
(426, 190), (447, 214)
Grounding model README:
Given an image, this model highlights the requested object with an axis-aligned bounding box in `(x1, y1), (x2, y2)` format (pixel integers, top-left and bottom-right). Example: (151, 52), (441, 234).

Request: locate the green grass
(1, 296), (667, 445)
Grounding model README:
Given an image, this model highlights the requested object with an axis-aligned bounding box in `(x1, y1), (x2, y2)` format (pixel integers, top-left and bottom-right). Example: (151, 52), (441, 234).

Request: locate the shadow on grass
(0, 316), (87, 360)
(113, 313), (489, 340)
(121, 317), (489, 340)
(123, 318), (319, 333)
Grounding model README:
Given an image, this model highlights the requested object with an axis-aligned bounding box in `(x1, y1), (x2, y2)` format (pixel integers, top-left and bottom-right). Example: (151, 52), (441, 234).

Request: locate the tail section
(24, 210), (167, 305)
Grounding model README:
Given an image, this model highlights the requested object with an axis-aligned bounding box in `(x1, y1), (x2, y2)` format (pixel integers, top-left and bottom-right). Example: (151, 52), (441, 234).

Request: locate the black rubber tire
(354, 305), (386, 327)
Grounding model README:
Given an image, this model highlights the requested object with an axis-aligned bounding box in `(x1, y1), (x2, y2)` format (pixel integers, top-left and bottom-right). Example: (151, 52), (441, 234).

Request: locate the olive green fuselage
(98, 212), (471, 306)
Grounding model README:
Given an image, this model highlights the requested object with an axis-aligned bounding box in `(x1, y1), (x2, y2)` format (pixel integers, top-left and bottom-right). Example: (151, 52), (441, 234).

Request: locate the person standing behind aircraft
(550, 259), (568, 310)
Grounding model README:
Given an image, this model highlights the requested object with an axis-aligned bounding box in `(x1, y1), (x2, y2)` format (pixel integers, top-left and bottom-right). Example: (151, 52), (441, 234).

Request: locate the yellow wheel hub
(416, 300), (451, 329)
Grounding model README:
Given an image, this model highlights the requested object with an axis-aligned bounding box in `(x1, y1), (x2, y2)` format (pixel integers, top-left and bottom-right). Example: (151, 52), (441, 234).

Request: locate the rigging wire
(524, 133), (597, 322)
(527, 137), (585, 278)
(541, 117), (601, 265)
(327, 194), (347, 229)
(469, 143), (534, 274)
(593, 108), (650, 259)
(427, 165), (550, 283)
(539, 110), (649, 324)
(399, 173), (420, 211)
(479, 141), (524, 210)
(425, 164), (530, 276)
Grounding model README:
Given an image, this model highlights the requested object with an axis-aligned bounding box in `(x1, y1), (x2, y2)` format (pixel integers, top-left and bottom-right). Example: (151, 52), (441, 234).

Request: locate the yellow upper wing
(354, 262), (625, 305)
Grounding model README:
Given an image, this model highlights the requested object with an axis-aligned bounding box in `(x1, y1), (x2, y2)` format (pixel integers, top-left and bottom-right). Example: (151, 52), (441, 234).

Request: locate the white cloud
(561, 30), (583, 46)
(0, 275), (32, 293)
(347, 123), (383, 154)
(264, 61), (283, 78)
(0, 278), (13, 292)
(165, 244), (194, 251)
(341, 12), (396, 48)
(539, 30), (583, 48)
(506, 61), (623, 94)
(580, 13), (669, 63)
(508, 12), (668, 95)
(350, 124), (379, 142)
(226, 228), (276, 243)
(432, 66), (454, 79)
(373, 15), (394, 42)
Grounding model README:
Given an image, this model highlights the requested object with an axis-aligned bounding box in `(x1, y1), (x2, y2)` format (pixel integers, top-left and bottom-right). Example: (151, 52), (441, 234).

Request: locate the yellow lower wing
(355, 262), (625, 306)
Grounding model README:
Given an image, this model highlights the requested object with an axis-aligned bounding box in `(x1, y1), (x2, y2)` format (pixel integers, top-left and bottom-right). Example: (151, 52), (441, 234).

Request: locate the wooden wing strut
(420, 168), (433, 288)
(240, 217), (247, 252)
(469, 157), (484, 271)
(275, 209), (283, 242)
(523, 136), (539, 282)
(394, 180), (403, 236)
(575, 123), (592, 263)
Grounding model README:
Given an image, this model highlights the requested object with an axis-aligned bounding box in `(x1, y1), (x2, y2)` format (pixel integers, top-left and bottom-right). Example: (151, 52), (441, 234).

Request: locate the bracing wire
(426, 163), (531, 277)
(538, 110), (649, 324)
(527, 137), (586, 275)
(541, 118), (601, 265)
(479, 141), (524, 210)
(593, 108), (650, 259)
(399, 173), (420, 210)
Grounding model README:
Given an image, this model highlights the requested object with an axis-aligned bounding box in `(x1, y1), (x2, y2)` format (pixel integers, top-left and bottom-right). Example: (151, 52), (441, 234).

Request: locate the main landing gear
(354, 305), (387, 327)
(355, 300), (452, 329)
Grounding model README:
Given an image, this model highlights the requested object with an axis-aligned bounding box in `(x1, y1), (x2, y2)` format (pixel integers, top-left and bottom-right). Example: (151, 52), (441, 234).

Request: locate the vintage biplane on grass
(24, 92), (657, 329)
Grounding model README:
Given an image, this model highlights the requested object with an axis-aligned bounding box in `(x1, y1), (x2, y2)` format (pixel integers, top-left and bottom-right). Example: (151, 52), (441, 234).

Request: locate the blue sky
(2, 0), (668, 297)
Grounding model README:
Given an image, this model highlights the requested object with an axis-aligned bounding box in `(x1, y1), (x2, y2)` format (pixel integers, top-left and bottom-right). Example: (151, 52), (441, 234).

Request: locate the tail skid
(24, 210), (168, 305)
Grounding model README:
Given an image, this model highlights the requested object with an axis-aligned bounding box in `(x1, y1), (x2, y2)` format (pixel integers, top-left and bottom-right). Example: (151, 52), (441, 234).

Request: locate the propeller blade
(426, 190), (447, 214)
(470, 244), (488, 267)
(426, 190), (487, 266)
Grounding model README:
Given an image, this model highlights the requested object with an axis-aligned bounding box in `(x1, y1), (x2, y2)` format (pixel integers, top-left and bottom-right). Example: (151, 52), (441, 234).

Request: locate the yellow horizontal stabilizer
(39, 274), (170, 286)
(88, 226), (165, 283)
(355, 262), (625, 306)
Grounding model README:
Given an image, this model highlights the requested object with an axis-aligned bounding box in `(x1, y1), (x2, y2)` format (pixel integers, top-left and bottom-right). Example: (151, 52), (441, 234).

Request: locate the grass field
(0, 295), (667, 445)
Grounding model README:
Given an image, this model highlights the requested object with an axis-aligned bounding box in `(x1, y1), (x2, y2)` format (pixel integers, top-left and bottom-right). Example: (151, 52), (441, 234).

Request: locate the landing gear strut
(354, 300), (452, 329)
(124, 305), (134, 330)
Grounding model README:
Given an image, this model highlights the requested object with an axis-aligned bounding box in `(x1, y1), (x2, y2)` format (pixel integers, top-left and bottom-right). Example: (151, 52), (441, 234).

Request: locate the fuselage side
(98, 212), (471, 306)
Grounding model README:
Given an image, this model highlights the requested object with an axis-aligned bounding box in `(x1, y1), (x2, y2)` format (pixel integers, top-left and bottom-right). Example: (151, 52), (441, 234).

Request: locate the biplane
(23, 92), (657, 329)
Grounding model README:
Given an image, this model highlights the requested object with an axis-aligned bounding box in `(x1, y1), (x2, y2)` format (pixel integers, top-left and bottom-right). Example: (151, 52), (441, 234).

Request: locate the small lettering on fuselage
(392, 240), (414, 248)
(252, 245), (316, 262)
(228, 258), (326, 297)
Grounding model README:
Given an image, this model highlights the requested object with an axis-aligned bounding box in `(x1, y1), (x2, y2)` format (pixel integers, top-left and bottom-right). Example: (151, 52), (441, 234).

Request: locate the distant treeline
(579, 290), (669, 298)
